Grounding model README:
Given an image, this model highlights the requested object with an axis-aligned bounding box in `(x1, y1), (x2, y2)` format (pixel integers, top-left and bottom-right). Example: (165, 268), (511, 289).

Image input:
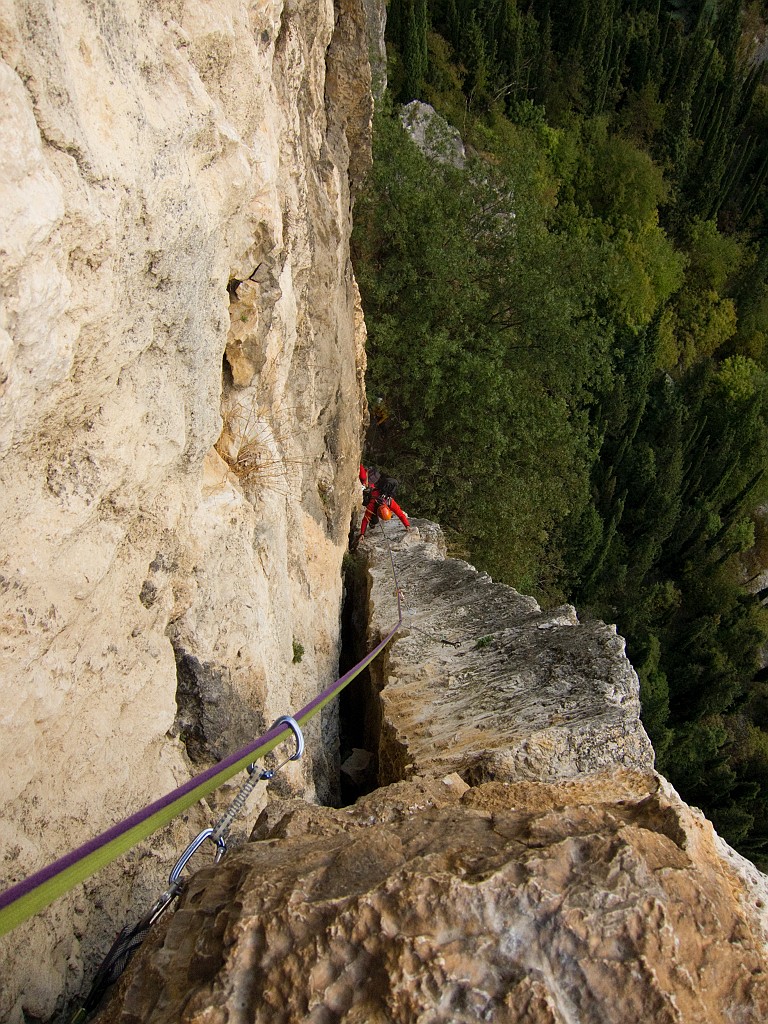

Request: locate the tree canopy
(354, 0), (768, 864)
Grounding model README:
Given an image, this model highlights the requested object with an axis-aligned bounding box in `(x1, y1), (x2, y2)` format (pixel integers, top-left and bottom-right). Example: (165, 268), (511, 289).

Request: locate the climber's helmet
(378, 503), (392, 521)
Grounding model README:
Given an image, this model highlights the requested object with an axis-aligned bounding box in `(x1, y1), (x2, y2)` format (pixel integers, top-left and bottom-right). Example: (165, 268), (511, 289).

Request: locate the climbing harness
(0, 538), (403, 943)
(70, 716), (305, 1022)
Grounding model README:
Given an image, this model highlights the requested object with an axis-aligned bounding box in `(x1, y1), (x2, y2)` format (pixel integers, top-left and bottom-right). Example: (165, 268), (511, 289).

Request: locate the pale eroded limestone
(363, 521), (655, 786)
(0, 1), (371, 1019)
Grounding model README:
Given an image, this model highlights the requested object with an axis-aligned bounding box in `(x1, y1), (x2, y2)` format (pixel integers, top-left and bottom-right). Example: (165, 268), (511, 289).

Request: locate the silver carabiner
(146, 882), (184, 927)
(247, 715), (304, 775)
(172, 718), (305, 879)
(168, 827), (214, 884)
(271, 715), (304, 763)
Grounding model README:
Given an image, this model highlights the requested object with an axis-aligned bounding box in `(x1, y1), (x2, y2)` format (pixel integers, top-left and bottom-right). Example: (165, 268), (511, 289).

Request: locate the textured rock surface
(98, 778), (768, 1023)
(0, 1), (371, 1019)
(363, 521), (655, 786)
(362, 0), (387, 100)
(96, 523), (768, 1023)
(400, 100), (466, 167)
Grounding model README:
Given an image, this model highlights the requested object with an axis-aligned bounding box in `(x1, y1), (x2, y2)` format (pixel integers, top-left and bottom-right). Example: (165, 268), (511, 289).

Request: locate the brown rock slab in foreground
(99, 773), (768, 1023)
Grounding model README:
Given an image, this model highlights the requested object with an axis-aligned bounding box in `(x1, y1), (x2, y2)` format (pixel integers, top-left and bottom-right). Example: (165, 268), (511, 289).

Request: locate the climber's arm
(390, 500), (410, 530)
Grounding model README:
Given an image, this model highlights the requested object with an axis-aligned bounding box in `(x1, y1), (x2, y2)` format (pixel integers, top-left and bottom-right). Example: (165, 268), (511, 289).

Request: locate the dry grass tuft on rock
(215, 395), (306, 493)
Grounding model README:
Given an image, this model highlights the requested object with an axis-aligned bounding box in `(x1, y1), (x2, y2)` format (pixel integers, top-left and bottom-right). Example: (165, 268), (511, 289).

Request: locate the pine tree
(400, 0), (430, 101)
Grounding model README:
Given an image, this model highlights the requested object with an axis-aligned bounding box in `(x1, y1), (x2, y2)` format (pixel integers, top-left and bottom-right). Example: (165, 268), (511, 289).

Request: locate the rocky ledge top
(362, 519), (655, 786)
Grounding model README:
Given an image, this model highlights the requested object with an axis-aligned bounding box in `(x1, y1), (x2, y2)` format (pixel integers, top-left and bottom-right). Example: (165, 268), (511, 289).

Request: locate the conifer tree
(389, 0), (430, 101)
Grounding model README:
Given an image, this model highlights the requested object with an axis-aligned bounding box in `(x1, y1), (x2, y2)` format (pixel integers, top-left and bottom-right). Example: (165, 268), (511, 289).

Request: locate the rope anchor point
(71, 714), (306, 1022)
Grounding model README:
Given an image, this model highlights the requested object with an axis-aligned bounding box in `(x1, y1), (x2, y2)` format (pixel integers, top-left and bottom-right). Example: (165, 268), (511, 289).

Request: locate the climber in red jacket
(356, 464), (410, 541)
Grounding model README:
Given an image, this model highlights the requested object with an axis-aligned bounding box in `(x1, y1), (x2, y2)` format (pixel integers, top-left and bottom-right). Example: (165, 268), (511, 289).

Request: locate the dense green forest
(351, 0), (768, 863)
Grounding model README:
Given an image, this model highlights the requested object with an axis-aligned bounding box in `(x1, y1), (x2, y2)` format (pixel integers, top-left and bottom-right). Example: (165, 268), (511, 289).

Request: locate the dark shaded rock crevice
(337, 551), (386, 803)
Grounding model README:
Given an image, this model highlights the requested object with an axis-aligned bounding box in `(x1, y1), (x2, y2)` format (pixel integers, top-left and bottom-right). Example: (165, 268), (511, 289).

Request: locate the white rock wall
(0, 1), (371, 1019)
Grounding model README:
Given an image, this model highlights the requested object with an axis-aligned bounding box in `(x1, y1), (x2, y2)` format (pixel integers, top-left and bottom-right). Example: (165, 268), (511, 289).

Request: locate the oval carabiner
(146, 883), (184, 927)
(271, 715), (304, 761)
(168, 827), (214, 884)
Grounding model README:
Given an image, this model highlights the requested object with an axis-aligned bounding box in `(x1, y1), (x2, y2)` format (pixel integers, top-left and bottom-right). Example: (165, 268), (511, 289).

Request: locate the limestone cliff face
(96, 523), (768, 1023)
(0, 1), (371, 1020)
